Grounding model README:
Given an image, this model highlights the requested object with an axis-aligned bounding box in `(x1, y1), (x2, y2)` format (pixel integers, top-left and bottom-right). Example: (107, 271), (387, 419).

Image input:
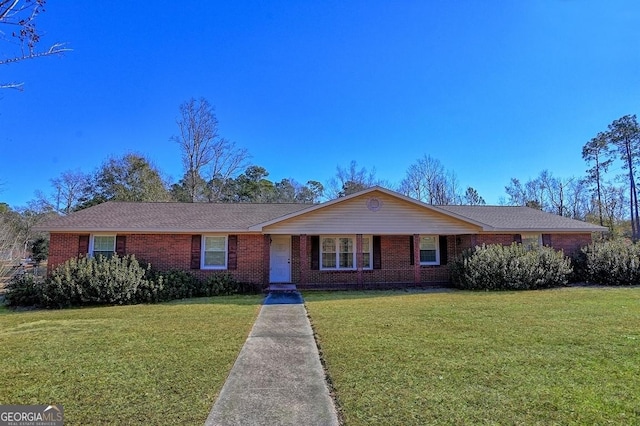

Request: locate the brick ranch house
(41, 187), (607, 289)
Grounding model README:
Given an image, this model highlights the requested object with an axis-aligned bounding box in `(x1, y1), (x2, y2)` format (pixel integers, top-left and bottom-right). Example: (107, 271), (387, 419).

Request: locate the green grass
(0, 295), (262, 425)
(304, 288), (640, 425)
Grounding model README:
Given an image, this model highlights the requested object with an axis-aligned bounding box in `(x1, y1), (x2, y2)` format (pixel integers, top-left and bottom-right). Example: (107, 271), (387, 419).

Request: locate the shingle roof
(39, 188), (608, 234)
(41, 202), (313, 232)
(436, 205), (607, 232)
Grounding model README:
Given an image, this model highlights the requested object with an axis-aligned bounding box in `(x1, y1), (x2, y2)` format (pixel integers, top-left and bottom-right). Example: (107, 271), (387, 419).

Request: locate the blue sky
(1, 0), (639, 208)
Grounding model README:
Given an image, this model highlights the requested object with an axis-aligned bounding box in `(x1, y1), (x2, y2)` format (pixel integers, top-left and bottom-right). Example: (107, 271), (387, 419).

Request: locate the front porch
(266, 233), (457, 289)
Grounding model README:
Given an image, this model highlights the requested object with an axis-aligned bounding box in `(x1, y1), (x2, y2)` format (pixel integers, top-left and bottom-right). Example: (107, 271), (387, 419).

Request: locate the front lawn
(0, 296), (262, 425)
(305, 288), (640, 425)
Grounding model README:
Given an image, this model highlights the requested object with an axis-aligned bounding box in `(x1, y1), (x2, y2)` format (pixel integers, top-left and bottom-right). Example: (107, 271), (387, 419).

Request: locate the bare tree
(503, 178), (527, 206)
(398, 155), (461, 204)
(600, 184), (627, 236)
(35, 169), (90, 214)
(399, 155), (443, 203)
(171, 98), (249, 202)
(327, 160), (379, 198)
(539, 170), (570, 216)
(206, 138), (249, 202)
(0, 211), (20, 279)
(0, 204), (49, 269)
(172, 98), (217, 202)
(0, 191), (18, 279)
(566, 178), (590, 220)
(505, 174), (550, 211)
(439, 170), (462, 204)
(12, 206), (40, 255)
(0, 0), (70, 89)
(504, 170), (589, 219)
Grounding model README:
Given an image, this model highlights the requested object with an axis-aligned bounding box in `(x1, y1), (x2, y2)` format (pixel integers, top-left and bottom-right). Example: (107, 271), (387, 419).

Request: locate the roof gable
(260, 188), (482, 234)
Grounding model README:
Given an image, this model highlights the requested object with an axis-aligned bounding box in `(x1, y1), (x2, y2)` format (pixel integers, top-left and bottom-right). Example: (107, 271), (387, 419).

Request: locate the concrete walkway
(205, 293), (339, 426)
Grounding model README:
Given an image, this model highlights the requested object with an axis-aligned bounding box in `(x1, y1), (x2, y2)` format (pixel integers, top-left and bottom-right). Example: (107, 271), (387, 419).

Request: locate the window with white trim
(322, 237), (337, 268)
(338, 237), (354, 269)
(202, 235), (227, 269)
(419, 236), (440, 265)
(320, 236), (372, 270)
(521, 233), (542, 249)
(90, 235), (116, 258)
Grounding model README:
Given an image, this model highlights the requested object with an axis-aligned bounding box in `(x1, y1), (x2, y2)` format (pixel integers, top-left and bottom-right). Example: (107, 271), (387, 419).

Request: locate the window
(321, 238), (337, 268)
(362, 236), (371, 269)
(91, 235), (115, 258)
(338, 237), (354, 268)
(521, 233), (542, 249)
(202, 235), (227, 269)
(320, 236), (372, 270)
(420, 236), (439, 265)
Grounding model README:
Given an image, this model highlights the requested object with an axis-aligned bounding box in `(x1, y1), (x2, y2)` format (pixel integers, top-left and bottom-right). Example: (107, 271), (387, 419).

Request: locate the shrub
(30, 236), (49, 263)
(42, 255), (162, 308)
(154, 269), (201, 300)
(5, 274), (43, 307)
(568, 249), (589, 283)
(450, 243), (572, 291)
(6, 255), (253, 308)
(582, 239), (640, 286)
(237, 281), (262, 294)
(201, 273), (240, 296)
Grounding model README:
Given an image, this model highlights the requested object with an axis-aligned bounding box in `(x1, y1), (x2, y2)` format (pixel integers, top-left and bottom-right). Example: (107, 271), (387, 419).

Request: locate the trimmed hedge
(582, 239), (640, 286)
(450, 243), (572, 290)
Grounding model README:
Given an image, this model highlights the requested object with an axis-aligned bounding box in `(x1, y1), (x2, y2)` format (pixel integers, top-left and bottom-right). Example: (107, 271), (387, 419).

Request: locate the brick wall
(47, 233), (267, 284)
(475, 234), (520, 246)
(126, 234), (192, 270)
(48, 233), (85, 274)
(291, 235), (301, 283)
(542, 233), (592, 254)
(295, 235), (443, 288)
(48, 231), (595, 286)
(458, 233), (591, 256)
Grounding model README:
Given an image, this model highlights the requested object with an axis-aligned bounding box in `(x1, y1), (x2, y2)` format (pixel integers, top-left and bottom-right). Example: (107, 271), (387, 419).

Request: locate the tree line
(22, 97), (487, 213)
(2, 3), (637, 263)
(501, 114), (639, 238)
(2, 99), (639, 266)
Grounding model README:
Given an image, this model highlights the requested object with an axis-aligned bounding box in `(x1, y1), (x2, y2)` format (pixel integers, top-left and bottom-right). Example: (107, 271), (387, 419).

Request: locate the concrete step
(268, 283), (297, 292)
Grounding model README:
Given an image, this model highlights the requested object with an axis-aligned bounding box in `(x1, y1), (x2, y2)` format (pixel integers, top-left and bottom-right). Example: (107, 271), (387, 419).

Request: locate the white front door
(270, 235), (291, 283)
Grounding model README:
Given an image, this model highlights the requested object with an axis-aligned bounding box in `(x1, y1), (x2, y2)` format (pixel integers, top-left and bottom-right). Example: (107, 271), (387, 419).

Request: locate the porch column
(263, 234), (271, 287)
(413, 234), (421, 284)
(356, 234), (364, 287)
(299, 234), (308, 285)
